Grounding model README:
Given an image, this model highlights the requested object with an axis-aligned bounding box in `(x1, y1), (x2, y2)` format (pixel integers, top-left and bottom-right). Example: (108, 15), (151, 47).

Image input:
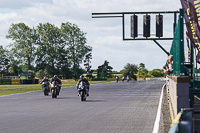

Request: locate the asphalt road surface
(0, 80), (165, 133)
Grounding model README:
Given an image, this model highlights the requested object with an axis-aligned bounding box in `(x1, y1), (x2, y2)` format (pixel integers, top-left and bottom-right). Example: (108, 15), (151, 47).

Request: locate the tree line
(95, 61), (165, 80)
(0, 22), (164, 80)
(0, 22), (92, 79)
(120, 63), (165, 80)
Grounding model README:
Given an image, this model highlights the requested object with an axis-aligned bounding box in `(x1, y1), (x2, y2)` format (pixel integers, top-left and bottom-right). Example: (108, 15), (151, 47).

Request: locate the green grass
(0, 81), (111, 96)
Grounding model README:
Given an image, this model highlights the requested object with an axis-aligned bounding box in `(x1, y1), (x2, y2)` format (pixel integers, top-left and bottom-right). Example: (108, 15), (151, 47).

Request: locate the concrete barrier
(168, 76), (190, 119)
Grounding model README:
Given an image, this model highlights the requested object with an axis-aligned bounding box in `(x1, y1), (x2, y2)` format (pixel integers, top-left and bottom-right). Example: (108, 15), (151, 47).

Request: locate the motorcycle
(42, 81), (50, 96)
(116, 77), (119, 83)
(50, 81), (60, 98)
(78, 81), (88, 101)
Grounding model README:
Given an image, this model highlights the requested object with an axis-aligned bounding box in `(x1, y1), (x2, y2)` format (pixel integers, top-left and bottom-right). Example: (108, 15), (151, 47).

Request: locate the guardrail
(11, 79), (21, 85)
(168, 108), (194, 133)
(0, 79), (39, 85)
(0, 79), (11, 85)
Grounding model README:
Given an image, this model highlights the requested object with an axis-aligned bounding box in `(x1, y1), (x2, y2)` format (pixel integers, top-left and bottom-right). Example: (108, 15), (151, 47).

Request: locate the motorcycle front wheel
(80, 91), (85, 101)
(56, 87), (60, 96)
(44, 88), (48, 96)
(52, 89), (57, 98)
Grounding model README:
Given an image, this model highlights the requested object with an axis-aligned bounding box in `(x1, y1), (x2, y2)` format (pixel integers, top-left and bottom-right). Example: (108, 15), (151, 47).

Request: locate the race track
(0, 80), (164, 133)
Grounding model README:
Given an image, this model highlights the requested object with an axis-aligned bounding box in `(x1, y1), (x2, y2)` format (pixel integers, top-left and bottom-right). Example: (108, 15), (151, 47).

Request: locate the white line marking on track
(152, 83), (165, 133)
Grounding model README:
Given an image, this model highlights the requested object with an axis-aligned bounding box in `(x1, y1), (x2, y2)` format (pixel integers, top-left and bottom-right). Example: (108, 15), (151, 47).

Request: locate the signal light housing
(156, 15), (163, 37)
(143, 15), (151, 37)
(130, 15), (138, 38)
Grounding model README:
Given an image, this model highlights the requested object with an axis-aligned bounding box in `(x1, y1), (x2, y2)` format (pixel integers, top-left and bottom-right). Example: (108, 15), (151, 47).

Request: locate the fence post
(180, 9), (184, 75)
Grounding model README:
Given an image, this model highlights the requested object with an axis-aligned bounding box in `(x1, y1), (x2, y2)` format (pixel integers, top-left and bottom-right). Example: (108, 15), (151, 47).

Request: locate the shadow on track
(85, 99), (106, 102)
(53, 96), (77, 100)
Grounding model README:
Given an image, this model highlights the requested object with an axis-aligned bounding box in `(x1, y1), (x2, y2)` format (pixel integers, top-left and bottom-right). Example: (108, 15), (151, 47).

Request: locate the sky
(0, 0), (182, 71)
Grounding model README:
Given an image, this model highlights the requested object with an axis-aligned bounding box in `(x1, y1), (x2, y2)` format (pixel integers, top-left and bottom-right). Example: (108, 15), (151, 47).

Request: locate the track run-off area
(0, 80), (165, 133)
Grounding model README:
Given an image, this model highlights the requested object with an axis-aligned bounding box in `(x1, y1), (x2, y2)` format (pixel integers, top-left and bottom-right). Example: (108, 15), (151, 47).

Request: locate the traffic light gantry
(92, 11), (179, 55)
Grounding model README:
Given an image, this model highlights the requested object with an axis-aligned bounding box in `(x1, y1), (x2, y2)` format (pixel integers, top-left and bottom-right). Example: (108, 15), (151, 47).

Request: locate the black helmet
(80, 75), (84, 79)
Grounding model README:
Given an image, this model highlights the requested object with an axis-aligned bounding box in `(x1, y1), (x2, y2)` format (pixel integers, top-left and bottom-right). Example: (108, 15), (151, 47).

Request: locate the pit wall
(167, 76), (190, 119)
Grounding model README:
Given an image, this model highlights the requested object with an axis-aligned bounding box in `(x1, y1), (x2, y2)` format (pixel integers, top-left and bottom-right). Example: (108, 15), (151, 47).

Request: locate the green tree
(84, 52), (93, 79)
(139, 63), (145, 69)
(56, 52), (72, 79)
(120, 63), (138, 80)
(8, 60), (21, 76)
(35, 23), (65, 77)
(138, 68), (148, 78)
(148, 69), (164, 77)
(0, 45), (10, 77)
(97, 60), (113, 79)
(36, 68), (51, 79)
(6, 23), (36, 70)
(138, 63), (148, 79)
(6, 22), (92, 79)
(60, 22), (92, 79)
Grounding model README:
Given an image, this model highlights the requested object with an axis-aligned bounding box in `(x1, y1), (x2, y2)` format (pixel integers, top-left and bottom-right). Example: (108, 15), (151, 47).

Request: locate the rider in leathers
(50, 75), (62, 95)
(76, 75), (90, 96)
(40, 76), (50, 84)
(40, 77), (50, 90)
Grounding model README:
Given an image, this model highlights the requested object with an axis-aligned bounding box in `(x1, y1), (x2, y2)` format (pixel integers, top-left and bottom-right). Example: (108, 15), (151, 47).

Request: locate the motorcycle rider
(40, 76), (50, 88)
(50, 75), (62, 95)
(40, 76), (50, 84)
(122, 76), (125, 82)
(127, 75), (130, 82)
(40, 76), (50, 95)
(76, 75), (90, 96)
(116, 76), (119, 83)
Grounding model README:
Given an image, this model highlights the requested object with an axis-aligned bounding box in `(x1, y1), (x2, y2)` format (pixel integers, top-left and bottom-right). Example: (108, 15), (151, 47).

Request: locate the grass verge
(0, 81), (111, 96)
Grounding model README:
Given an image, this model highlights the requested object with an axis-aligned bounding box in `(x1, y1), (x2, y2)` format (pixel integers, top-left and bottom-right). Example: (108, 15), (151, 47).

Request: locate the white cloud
(0, 0), (182, 71)
(0, 0), (53, 9)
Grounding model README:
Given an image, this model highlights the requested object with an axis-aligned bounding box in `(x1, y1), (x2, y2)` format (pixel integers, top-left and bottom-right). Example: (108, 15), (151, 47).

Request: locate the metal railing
(168, 108), (194, 133)
(167, 9), (185, 76)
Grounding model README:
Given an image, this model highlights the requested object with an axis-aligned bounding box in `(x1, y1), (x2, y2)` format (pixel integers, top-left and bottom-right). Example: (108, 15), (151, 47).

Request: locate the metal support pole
(173, 12), (177, 35)
(190, 41), (194, 108)
(179, 9), (184, 75)
(193, 47), (195, 77)
(190, 41), (194, 79)
(122, 14), (125, 40)
(153, 40), (170, 56)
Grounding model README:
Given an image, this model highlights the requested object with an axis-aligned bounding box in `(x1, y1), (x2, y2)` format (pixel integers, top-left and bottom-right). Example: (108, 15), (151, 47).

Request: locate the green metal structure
(92, 8), (200, 113)
(169, 9), (185, 76)
(171, 9), (200, 113)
